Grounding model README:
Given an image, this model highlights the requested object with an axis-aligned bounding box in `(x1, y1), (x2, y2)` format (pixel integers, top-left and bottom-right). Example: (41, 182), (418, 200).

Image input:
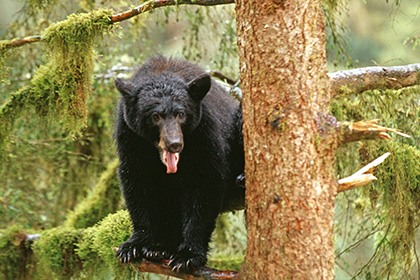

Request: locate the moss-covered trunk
(235, 0), (337, 278)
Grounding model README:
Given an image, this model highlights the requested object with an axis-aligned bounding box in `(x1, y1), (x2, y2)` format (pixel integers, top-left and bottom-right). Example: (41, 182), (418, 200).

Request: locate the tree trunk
(235, 1), (337, 279)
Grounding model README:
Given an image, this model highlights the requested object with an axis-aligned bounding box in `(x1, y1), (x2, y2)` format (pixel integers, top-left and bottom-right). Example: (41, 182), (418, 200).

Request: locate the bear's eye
(177, 112), (185, 120)
(151, 112), (161, 124)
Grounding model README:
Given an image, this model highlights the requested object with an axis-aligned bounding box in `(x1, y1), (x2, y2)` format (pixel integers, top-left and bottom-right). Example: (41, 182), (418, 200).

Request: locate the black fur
(114, 55), (244, 271)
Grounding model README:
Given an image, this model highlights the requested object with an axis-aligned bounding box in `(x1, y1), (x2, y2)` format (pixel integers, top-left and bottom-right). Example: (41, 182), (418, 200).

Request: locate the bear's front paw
(168, 248), (206, 272)
(116, 242), (168, 264)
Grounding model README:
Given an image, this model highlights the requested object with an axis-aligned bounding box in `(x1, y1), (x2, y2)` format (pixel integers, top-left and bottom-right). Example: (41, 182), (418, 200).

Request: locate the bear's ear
(115, 78), (135, 98)
(187, 74), (211, 101)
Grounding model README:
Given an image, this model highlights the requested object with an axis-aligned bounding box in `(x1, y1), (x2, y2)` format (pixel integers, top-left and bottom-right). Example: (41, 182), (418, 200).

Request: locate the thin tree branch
(337, 152), (390, 193)
(329, 64), (420, 98)
(338, 119), (410, 145)
(0, 35), (42, 49)
(111, 0), (234, 23)
(0, 0), (234, 49)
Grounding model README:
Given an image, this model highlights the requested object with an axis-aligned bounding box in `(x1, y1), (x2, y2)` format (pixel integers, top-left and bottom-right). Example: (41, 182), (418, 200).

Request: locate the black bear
(114, 55), (244, 271)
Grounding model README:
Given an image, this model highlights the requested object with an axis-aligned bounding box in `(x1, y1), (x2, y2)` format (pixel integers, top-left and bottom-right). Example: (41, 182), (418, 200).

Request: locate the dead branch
(337, 152), (390, 192)
(111, 0), (234, 23)
(338, 119), (410, 144)
(329, 64), (420, 98)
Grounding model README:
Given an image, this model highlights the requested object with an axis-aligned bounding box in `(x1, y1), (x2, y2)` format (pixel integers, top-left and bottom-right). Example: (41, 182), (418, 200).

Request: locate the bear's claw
(167, 250), (206, 272)
(116, 244), (168, 264)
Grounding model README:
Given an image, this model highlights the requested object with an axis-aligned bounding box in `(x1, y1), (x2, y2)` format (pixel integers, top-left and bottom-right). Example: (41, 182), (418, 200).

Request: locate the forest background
(1, 0), (420, 279)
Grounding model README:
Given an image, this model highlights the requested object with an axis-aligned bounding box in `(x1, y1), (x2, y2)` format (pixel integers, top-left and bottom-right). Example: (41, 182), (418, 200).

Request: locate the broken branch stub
(339, 119), (410, 145)
(337, 152), (391, 193)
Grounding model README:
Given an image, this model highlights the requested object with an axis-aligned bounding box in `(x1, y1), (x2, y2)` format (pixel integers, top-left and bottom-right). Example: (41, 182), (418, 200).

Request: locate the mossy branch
(1, 213), (239, 280)
(338, 119), (410, 145)
(329, 64), (420, 98)
(0, 9), (115, 159)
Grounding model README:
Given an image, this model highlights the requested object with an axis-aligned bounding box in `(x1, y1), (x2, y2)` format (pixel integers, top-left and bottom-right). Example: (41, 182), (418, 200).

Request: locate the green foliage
(24, 0), (59, 11)
(323, 0), (351, 66)
(0, 87), (30, 161)
(64, 159), (121, 229)
(359, 141), (420, 277)
(0, 8), (116, 161)
(207, 212), (246, 271)
(333, 86), (420, 278)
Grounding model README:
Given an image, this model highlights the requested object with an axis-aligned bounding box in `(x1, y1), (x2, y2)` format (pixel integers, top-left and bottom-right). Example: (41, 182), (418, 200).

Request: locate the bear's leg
(116, 170), (169, 263)
(169, 190), (220, 271)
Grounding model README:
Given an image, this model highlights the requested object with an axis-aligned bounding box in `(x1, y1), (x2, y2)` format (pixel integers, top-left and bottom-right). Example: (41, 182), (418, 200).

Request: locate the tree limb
(337, 152), (391, 192)
(329, 64), (420, 98)
(111, 247), (238, 279)
(338, 119), (410, 145)
(131, 259), (238, 280)
(0, 231), (239, 280)
(111, 0), (234, 23)
(1, 0), (234, 49)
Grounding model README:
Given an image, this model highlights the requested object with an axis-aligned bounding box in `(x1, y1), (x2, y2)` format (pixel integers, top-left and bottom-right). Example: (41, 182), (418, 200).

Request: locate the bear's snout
(167, 139), (183, 153)
(160, 118), (184, 153)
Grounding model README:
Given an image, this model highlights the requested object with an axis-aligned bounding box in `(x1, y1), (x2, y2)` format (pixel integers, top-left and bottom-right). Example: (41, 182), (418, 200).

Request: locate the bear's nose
(167, 141), (183, 153)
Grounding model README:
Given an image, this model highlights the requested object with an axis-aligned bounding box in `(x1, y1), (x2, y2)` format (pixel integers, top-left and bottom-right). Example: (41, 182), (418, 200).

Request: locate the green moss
(15, 211), (136, 280)
(208, 212), (246, 271)
(0, 9), (116, 159)
(207, 256), (244, 271)
(333, 86), (420, 278)
(359, 141), (420, 274)
(76, 210), (137, 279)
(33, 9), (114, 137)
(0, 225), (36, 280)
(32, 227), (83, 279)
(64, 159), (121, 229)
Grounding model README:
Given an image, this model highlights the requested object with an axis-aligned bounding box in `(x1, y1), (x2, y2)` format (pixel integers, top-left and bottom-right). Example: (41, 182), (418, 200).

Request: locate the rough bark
(235, 1), (336, 279)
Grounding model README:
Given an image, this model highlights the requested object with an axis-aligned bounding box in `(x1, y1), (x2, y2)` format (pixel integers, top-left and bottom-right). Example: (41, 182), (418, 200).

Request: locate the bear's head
(115, 73), (211, 174)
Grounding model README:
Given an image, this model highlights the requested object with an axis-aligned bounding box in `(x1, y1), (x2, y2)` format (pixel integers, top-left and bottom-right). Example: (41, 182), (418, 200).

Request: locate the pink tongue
(164, 150), (179, 174)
